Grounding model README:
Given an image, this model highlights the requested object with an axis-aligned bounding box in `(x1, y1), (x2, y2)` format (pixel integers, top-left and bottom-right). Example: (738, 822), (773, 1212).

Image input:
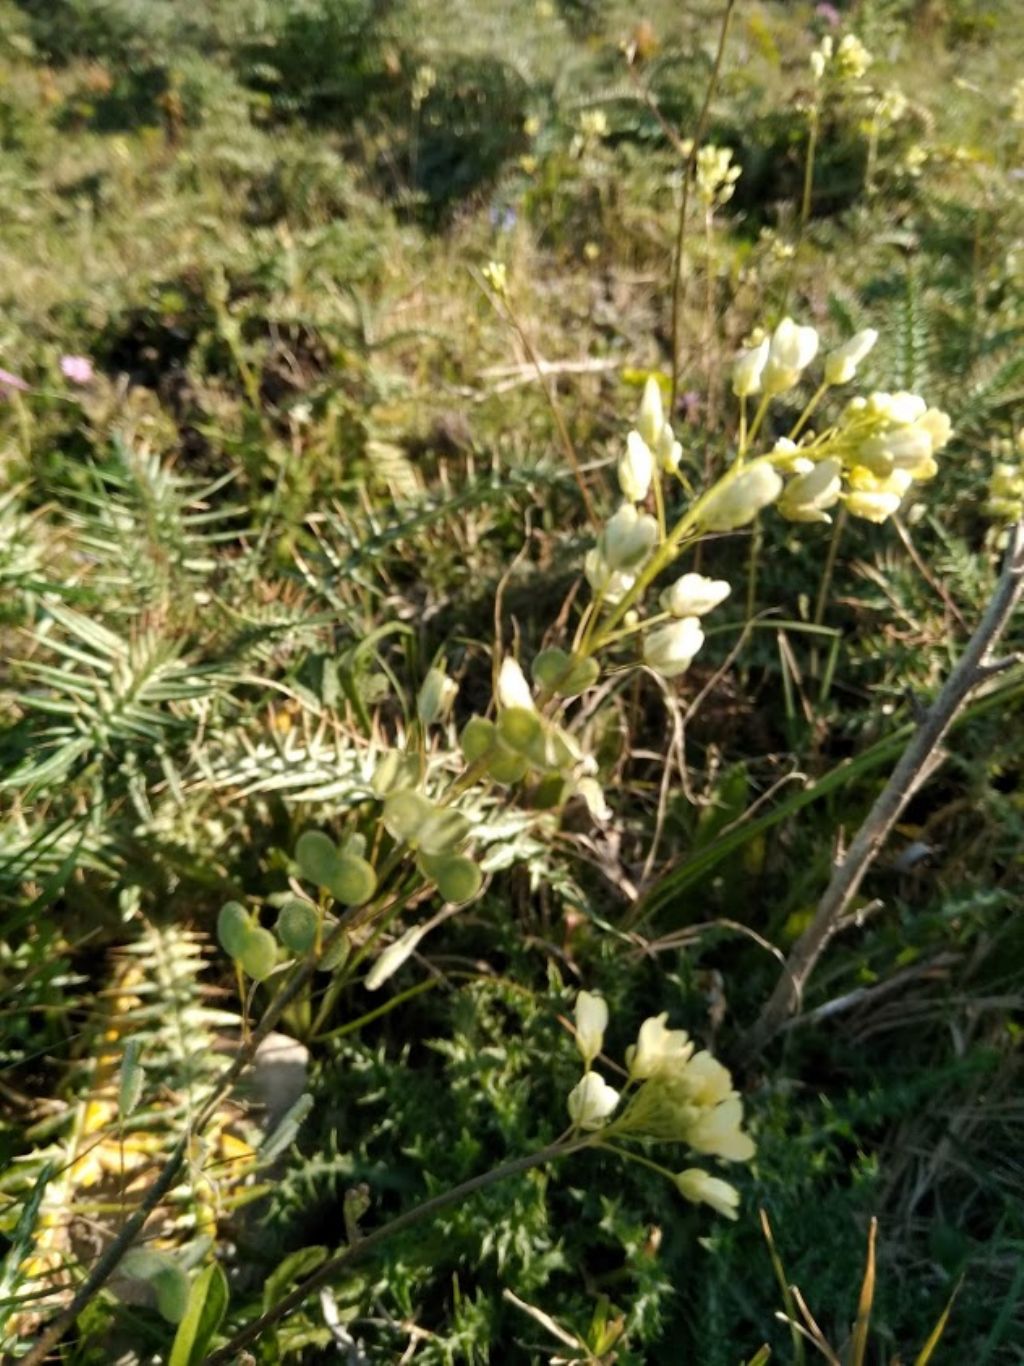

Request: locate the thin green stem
(745, 391), (772, 448)
(668, 0), (738, 412)
(746, 514), (763, 620)
(800, 104), (820, 233)
(207, 1136), (591, 1362)
(789, 381), (830, 441)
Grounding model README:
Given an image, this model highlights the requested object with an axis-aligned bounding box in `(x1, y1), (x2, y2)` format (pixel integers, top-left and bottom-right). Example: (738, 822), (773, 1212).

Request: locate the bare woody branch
(738, 519), (1024, 1064)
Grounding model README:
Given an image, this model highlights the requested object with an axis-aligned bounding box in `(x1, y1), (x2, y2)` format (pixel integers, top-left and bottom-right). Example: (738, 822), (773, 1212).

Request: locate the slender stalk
(738, 520), (1024, 1063)
(207, 1136), (590, 1362)
(800, 105), (820, 233)
(668, 0), (738, 412)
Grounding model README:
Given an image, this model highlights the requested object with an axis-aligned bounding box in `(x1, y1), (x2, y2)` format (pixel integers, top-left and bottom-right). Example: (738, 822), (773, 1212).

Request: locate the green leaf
(262, 1246), (328, 1315)
(258, 1093), (314, 1167)
(118, 1037), (145, 1119)
(169, 1262), (229, 1366)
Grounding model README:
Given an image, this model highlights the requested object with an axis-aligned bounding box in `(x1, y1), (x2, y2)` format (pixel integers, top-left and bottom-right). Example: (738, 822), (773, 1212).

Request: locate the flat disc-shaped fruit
(276, 898), (318, 953)
(217, 901), (252, 958)
(295, 830), (340, 888)
(382, 790), (433, 842)
(238, 926), (278, 981)
(420, 852), (483, 905)
(327, 854), (378, 907)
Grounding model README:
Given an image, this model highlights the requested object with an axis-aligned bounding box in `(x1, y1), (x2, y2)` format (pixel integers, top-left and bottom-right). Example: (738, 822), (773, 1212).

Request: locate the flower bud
(777, 456), (842, 523)
(599, 503), (659, 571)
(636, 376), (666, 448)
(675, 1168), (741, 1219)
(700, 460), (783, 531)
(656, 424), (683, 473)
(823, 328), (878, 385)
(567, 1071), (620, 1130)
(842, 466), (912, 523)
(417, 667), (458, 726)
(584, 549), (635, 604)
(762, 317), (820, 395)
(731, 336), (770, 398)
(574, 990), (608, 1065)
(618, 430), (655, 502)
(660, 572), (731, 618)
(497, 657), (535, 711)
(642, 617), (704, 678)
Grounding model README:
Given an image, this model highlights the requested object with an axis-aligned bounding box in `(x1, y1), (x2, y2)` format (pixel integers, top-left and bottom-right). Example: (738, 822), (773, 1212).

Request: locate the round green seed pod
(487, 745), (529, 784)
(460, 715), (496, 762)
(420, 852), (483, 905)
(327, 854), (378, 907)
(341, 832), (367, 860)
(318, 917), (350, 971)
(295, 830), (340, 888)
(217, 901), (252, 959)
(276, 898), (319, 953)
(382, 789), (433, 842)
(416, 809), (471, 856)
(497, 705), (543, 752)
(238, 926), (278, 981)
(532, 648), (599, 697)
(370, 750), (421, 798)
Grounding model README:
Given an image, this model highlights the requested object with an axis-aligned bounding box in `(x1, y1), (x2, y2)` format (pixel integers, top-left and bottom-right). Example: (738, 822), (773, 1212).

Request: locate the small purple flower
(489, 204), (518, 233)
(0, 367), (28, 395)
(815, 2), (841, 27)
(679, 390), (701, 423)
(60, 355), (94, 385)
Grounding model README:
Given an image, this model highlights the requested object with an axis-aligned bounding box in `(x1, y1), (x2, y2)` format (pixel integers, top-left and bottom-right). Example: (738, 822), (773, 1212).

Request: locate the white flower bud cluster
(726, 317), (951, 526)
(695, 144), (741, 210)
(567, 993), (755, 1220)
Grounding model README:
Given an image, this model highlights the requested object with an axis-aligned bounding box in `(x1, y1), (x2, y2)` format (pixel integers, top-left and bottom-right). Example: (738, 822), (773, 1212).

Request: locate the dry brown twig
(739, 520), (1024, 1064)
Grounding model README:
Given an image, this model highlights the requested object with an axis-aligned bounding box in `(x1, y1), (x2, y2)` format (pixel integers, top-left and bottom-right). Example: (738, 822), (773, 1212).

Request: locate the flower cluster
(573, 317), (952, 687)
(810, 32), (872, 84)
(726, 317), (951, 528)
(567, 992), (755, 1219)
(694, 144), (741, 210)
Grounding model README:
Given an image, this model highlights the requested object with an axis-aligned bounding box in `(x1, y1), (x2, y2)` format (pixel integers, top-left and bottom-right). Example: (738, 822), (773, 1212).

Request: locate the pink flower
(0, 367), (28, 394)
(815, 2), (841, 26)
(60, 355), (94, 385)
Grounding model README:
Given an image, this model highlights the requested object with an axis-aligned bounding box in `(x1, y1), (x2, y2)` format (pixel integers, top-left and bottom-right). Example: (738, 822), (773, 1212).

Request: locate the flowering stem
(789, 381), (830, 440)
(598, 1140), (677, 1185)
(207, 1136), (592, 1361)
(746, 514), (763, 619)
(653, 466), (667, 541)
(745, 391), (772, 448)
(800, 104), (820, 233)
(668, 0), (738, 412)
